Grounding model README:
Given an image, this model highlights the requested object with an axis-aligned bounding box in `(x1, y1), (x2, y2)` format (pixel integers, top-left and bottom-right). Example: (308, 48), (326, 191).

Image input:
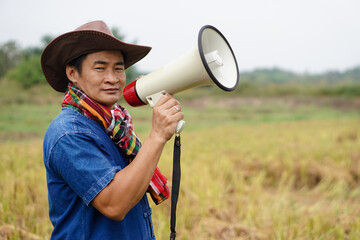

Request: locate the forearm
(91, 132), (167, 220)
(119, 132), (167, 206)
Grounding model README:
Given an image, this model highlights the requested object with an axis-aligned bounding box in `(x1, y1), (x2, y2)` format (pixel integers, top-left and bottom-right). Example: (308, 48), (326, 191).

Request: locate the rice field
(1, 87), (360, 239)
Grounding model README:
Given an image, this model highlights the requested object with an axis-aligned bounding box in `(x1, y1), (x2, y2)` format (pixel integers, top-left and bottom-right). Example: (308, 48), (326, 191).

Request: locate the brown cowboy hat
(41, 20), (151, 92)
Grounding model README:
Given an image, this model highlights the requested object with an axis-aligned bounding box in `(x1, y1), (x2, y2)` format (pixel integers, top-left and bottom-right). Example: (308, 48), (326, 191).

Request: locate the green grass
(1, 81), (360, 239)
(1, 84), (359, 141)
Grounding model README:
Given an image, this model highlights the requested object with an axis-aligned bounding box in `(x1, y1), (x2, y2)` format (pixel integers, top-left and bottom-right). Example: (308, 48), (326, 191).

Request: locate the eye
(115, 67), (125, 72)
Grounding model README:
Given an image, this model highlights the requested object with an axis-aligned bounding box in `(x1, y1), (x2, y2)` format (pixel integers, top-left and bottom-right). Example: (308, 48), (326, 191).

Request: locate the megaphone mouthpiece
(123, 80), (146, 107)
(205, 50), (224, 66)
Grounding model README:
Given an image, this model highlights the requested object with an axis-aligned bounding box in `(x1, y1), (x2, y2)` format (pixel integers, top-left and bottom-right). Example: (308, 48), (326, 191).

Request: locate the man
(41, 20), (183, 239)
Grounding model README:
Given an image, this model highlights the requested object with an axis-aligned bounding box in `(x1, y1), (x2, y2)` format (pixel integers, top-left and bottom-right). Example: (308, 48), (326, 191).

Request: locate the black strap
(170, 134), (181, 240)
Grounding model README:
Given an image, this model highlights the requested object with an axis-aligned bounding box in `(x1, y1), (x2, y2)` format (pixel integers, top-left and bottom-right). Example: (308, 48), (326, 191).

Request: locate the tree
(6, 55), (46, 88)
(0, 41), (22, 77)
(22, 34), (55, 59)
(41, 35), (54, 46)
(4, 36), (53, 88)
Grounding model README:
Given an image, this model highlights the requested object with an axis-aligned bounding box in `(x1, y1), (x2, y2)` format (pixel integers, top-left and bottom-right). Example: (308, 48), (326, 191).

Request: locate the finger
(154, 93), (172, 107)
(169, 104), (182, 115)
(173, 111), (184, 122)
(157, 96), (179, 110)
(170, 106), (184, 119)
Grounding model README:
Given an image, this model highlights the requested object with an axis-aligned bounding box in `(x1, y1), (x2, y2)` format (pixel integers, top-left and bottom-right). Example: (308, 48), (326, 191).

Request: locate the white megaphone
(123, 25), (239, 133)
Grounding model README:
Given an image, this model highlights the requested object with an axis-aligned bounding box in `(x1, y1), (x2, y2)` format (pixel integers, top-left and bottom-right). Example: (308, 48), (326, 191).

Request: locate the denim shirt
(43, 108), (156, 240)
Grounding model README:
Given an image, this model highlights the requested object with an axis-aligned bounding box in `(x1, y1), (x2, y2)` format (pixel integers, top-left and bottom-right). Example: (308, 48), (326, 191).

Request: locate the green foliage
(313, 83), (360, 97)
(229, 67), (360, 98)
(0, 41), (22, 77)
(41, 34), (54, 46)
(5, 55), (46, 89)
(241, 68), (297, 84)
(0, 35), (54, 89)
(111, 27), (126, 41)
(21, 35), (54, 60)
(21, 46), (43, 60)
(241, 67), (360, 85)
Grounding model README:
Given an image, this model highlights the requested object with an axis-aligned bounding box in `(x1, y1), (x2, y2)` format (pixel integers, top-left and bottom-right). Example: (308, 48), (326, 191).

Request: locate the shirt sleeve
(49, 132), (122, 206)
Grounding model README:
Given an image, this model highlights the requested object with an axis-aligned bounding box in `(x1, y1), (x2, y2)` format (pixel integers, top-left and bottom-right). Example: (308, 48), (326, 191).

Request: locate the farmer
(41, 20), (183, 239)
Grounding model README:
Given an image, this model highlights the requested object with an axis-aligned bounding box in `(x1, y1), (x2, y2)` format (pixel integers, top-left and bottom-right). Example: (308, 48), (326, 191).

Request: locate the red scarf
(62, 82), (169, 204)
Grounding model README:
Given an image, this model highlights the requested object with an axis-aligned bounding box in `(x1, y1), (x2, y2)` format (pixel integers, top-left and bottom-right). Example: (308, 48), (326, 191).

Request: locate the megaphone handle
(146, 91), (186, 134)
(146, 90), (168, 107)
(176, 120), (186, 134)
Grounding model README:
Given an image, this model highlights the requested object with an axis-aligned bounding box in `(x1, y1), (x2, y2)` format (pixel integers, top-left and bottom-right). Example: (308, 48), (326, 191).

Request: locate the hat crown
(75, 20), (114, 37)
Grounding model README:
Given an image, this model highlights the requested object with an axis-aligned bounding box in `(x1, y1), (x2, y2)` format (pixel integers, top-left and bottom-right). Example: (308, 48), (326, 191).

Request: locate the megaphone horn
(123, 25), (239, 133)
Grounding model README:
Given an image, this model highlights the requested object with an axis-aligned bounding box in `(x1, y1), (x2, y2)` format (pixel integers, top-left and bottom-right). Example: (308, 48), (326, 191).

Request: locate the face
(66, 50), (126, 109)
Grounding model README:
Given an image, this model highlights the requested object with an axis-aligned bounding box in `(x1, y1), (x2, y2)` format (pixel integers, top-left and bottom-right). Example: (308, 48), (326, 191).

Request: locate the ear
(66, 65), (79, 84)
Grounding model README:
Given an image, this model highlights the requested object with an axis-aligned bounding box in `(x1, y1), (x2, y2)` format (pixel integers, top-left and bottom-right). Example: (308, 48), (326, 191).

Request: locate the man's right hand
(150, 93), (184, 143)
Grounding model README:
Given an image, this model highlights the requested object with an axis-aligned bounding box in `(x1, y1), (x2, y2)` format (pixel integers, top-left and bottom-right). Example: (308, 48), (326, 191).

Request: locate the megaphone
(123, 25), (239, 133)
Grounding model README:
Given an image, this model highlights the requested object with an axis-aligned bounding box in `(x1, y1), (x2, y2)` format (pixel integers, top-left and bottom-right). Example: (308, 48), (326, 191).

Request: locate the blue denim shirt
(43, 108), (156, 240)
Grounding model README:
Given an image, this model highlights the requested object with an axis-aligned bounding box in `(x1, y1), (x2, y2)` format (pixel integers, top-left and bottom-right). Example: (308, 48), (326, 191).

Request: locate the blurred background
(0, 0), (359, 239)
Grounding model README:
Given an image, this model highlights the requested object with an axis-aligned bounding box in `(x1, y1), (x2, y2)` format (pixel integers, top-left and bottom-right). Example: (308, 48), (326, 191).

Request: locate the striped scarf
(62, 82), (169, 204)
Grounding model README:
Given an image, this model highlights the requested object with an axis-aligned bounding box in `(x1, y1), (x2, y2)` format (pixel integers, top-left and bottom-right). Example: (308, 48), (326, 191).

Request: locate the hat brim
(41, 30), (151, 92)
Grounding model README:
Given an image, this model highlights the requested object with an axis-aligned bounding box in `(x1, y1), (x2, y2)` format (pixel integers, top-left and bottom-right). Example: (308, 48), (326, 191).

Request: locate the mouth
(103, 88), (120, 94)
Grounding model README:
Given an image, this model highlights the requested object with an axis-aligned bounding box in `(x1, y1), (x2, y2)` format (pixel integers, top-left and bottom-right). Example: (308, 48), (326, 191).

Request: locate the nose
(104, 70), (119, 84)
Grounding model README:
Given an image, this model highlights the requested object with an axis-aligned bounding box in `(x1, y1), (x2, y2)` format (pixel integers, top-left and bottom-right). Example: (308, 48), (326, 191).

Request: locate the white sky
(0, 0), (359, 73)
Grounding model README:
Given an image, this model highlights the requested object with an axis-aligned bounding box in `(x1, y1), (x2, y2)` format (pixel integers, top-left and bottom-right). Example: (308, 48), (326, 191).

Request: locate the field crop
(0, 85), (360, 239)
(149, 117), (360, 239)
